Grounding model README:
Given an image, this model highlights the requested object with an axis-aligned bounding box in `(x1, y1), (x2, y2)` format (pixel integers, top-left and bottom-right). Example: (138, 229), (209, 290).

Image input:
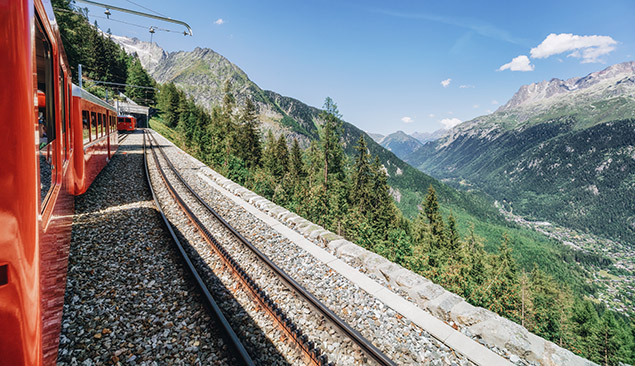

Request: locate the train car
(117, 115), (137, 131)
(0, 1), (118, 365)
(72, 85), (118, 194)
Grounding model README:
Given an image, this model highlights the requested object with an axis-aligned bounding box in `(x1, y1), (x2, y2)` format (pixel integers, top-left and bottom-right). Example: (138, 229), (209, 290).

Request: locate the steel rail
(142, 130), (254, 366)
(147, 130), (397, 366)
(146, 130), (329, 365)
(117, 131), (129, 143)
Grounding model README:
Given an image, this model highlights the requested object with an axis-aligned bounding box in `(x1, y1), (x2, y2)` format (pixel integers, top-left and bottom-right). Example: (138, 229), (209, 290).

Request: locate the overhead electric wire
(74, 0), (192, 35)
(90, 14), (184, 34)
(124, 0), (166, 18)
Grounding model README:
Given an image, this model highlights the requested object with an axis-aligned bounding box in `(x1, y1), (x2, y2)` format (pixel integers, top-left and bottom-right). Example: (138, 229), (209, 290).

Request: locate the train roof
(72, 84), (116, 112)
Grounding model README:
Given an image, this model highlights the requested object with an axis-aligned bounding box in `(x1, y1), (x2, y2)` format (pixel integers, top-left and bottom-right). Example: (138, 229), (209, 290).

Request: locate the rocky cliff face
(499, 61), (635, 112)
(109, 35), (166, 74)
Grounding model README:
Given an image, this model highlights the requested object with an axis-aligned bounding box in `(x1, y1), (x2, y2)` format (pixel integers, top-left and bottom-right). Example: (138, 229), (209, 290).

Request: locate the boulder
(309, 229), (328, 240)
(376, 261), (402, 283)
(363, 253), (390, 276)
(427, 292), (463, 320)
(327, 239), (350, 251)
(393, 269), (429, 289)
(449, 301), (493, 326)
(318, 232), (341, 243)
(410, 282), (446, 305)
(469, 317), (543, 362)
(336, 243), (370, 266)
(542, 339), (597, 366)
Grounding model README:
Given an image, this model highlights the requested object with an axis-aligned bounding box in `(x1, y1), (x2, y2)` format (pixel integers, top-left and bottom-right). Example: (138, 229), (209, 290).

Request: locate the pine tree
(485, 234), (521, 321)
(221, 80), (236, 167)
(446, 212), (460, 255)
(571, 300), (601, 361)
(262, 130), (277, 176)
(318, 97), (345, 189)
(368, 156), (396, 238)
(598, 311), (630, 366)
(125, 57), (155, 105)
(273, 134), (289, 179)
(237, 98), (261, 168)
(529, 265), (562, 340)
(288, 138), (306, 182)
(159, 83), (182, 128)
(423, 186), (446, 252)
(350, 136), (373, 213)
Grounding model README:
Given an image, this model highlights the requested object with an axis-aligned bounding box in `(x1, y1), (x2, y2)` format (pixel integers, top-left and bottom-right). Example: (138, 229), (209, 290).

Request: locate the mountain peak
(498, 61), (635, 113)
(108, 34), (167, 74)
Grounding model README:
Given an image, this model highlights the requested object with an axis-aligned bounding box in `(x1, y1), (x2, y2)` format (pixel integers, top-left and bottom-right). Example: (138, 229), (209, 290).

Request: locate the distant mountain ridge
(376, 130), (423, 160)
(406, 61), (635, 243)
(111, 35), (502, 226)
(499, 61), (635, 112)
(411, 129), (446, 143)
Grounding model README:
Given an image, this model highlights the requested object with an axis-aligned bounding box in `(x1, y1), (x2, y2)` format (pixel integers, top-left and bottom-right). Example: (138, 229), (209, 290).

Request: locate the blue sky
(77, 0), (635, 134)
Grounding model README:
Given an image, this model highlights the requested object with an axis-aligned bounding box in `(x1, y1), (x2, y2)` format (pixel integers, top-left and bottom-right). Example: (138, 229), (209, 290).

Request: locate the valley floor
(495, 201), (635, 316)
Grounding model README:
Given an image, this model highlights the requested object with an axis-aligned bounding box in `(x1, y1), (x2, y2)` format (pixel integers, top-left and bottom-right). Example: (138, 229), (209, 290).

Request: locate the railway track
(143, 132), (255, 366)
(143, 129), (396, 366)
(117, 130), (129, 144)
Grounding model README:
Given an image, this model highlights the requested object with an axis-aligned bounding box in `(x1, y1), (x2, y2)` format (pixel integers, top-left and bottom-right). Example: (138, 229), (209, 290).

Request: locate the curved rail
(143, 130), (254, 366)
(146, 130), (397, 366)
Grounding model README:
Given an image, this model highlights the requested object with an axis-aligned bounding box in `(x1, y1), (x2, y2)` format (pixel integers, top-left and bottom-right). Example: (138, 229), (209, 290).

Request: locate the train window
(82, 111), (90, 143)
(68, 84), (73, 150)
(91, 112), (97, 140)
(35, 16), (56, 208)
(59, 66), (67, 162)
(97, 113), (102, 138)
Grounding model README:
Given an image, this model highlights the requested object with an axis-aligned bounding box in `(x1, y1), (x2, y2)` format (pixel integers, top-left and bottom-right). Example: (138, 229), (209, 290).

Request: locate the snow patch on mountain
(498, 61), (635, 112)
(109, 34), (166, 74)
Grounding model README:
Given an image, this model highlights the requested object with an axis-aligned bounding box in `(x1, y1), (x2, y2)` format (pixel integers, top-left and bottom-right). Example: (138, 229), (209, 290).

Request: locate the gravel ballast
(57, 131), (235, 365)
(148, 129), (474, 366)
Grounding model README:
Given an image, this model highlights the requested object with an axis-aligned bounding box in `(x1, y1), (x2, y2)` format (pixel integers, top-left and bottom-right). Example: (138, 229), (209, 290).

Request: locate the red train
(117, 115), (137, 131)
(0, 1), (119, 364)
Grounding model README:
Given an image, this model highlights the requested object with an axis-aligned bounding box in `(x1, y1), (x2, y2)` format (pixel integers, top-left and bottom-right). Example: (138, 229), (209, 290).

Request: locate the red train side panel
(0, 1), (41, 365)
(0, 1), (119, 365)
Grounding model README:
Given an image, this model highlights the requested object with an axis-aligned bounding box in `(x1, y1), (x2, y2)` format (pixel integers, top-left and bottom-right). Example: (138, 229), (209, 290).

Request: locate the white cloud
(440, 118), (461, 129)
(473, 104), (479, 108)
(214, 18), (224, 25)
(498, 55), (534, 72)
(491, 100), (499, 105)
(401, 116), (414, 123)
(530, 33), (617, 63)
(459, 84), (475, 89)
(428, 113), (435, 118)
(441, 78), (452, 88)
